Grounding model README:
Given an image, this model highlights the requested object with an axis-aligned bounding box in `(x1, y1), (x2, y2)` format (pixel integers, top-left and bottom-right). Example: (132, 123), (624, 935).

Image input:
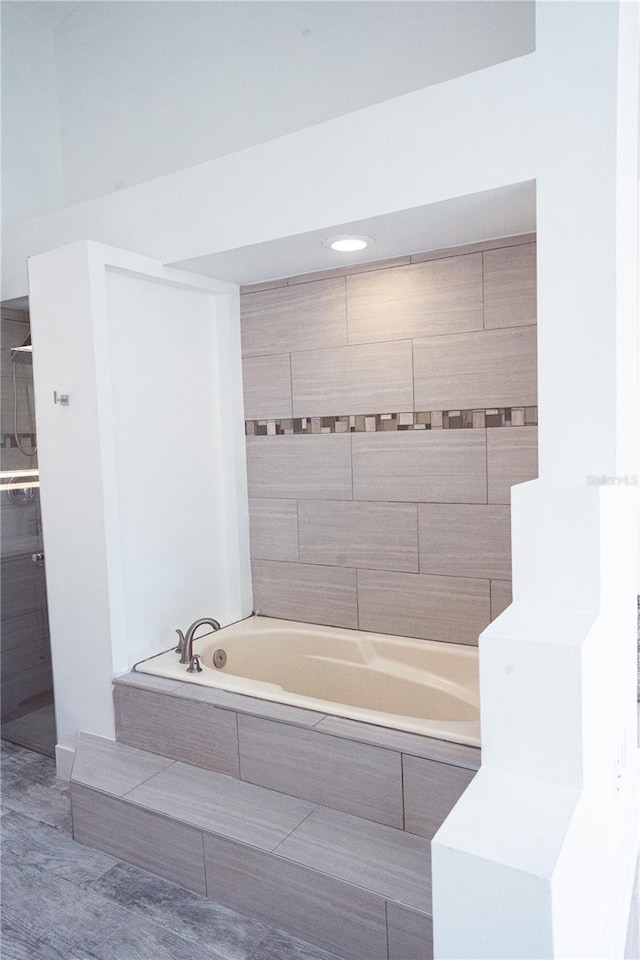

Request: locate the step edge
(71, 780), (432, 915)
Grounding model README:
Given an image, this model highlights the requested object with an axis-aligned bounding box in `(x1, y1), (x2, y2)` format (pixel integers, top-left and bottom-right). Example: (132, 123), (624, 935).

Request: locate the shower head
(10, 333), (32, 364)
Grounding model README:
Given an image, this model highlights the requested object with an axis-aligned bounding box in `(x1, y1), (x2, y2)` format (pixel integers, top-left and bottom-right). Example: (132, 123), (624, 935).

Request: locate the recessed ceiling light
(323, 235), (375, 253)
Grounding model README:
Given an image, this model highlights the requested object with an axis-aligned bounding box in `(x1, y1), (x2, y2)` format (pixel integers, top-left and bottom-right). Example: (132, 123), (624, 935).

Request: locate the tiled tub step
(71, 733), (433, 960)
(114, 671), (479, 836)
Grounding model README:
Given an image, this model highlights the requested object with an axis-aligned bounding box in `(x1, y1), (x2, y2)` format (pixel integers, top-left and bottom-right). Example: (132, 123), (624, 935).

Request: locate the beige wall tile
(387, 904), (433, 960)
(252, 560), (358, 629)
(357, 569), (490, 645)
(352, 431), (486, 503)
(402, 755), (476, 839)
(490, 580), (513, 620)
(413, 325), (537, 409)
(241, 277), (347, 357)
(483, 242), (537, 329)
(203, 833), (388, 960)
(238, 716), (403, 828)
(249, 499), (298, 561)
(71, 785), (207, 894)
(487, 425), (538, 503)
(285, 256), (411, 286)
(347, 253), (483, 343)
(410, 233), (536, 263)
(298, 501), (418, 572)
(242, 354), (292, 420)
(246, 435), (352, 500)
(291, 340), (413, 417)
(418, 504), (512, 580)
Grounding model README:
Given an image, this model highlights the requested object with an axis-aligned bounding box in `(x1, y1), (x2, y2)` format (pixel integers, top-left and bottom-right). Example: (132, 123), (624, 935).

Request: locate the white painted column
(27, 241), (251, 776)
(432, 4), (640, 957)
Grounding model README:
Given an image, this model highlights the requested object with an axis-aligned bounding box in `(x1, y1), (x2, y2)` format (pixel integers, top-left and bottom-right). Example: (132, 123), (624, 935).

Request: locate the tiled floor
(0, 740), (345, 960)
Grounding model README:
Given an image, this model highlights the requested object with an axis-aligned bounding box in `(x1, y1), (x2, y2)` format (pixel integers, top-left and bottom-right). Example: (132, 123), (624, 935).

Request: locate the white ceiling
(173, 181), (536, 285)
(11, 1), (534, 205)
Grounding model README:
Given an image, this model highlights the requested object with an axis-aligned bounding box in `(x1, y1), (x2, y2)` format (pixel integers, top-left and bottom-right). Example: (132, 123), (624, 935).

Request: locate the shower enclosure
(0, 305), (55, 757)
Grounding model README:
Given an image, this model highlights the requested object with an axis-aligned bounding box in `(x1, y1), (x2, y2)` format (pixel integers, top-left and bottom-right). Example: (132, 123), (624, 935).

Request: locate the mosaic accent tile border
(245, 407), (538, 436)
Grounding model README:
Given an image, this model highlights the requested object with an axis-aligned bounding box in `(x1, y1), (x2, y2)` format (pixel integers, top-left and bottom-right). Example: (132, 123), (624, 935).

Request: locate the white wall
(0, 3), (64, 250)
(51, 1), (533, 206)
(27, 242), (251, 761)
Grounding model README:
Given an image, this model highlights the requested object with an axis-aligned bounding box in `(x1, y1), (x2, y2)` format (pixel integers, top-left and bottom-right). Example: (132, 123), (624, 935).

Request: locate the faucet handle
(187, 653), (203, 674)
(174, 629), (185, 656)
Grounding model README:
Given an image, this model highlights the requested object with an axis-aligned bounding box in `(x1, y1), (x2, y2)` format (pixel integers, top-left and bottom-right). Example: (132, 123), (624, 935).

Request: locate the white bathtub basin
(135, 615), (480, 746)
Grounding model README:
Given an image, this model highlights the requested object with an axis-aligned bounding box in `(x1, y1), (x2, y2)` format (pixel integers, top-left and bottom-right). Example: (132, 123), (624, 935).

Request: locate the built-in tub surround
(240, 235), (539, 643)
(135, 615), (480, 746)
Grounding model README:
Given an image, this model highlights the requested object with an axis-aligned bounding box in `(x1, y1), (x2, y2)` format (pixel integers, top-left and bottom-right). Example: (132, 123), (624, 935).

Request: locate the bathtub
(135, 616), (480, 747)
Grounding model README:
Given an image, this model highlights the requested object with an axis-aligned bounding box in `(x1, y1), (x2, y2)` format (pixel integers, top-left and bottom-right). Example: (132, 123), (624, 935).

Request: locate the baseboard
(55, 743), (75, 780)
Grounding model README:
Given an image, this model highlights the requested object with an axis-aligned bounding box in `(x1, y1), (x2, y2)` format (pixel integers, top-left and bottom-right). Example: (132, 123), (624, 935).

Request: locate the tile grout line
(241, 320), (538, 363)
(120, 758), (178, 800)
(235, 711), (242, 779)
(385, 900), (391, 960)
(481, 250), (486, 331)
(269, 804), (319, 855)
(240, 235), (536, 293)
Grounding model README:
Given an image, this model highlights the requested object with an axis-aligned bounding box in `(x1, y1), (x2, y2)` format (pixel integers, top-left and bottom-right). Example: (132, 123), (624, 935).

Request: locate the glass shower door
(1, 307), (56, 757)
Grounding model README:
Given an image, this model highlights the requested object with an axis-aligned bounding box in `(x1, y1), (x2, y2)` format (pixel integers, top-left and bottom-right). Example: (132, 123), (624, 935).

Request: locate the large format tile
(246, 434), (352, 500)
(90, 860), (270, 960)
(251, 560), (358, 629)
(413, 326), (537, 409)
(0, 740), (58, 786)
(490, 579), (513, 620)
(487, 425), (538, 504)
(418, 503), (512, 580)
(351, 430), (486, 503)
(357, 570), (490, 645)
(291, 341), (413, 417)
(249, 498), (298, 561)
(274, 806), (431, 912)
(238, 715), (403, 828)
(483, 243), (537, 329)
(1, 808), (118, 886)
(204, 833), (388, 960)
(402, 755), (476, 839)
(72, 732), (174, 797)
(1, 769), (72, 833)
(1, 859), (227, 960)
(126, 760), (315, 852)
(247, 929), (344, 960)
(298, 500), (418, 572)
(241, 278), (347, 358)
(242, 354), (292, 419)
(346, 254), (483, 343)
(114, 685), (240, 777)
(313, 715), (481, 770)
(71, 784), (207, 894)
(386, 903), (433, 960)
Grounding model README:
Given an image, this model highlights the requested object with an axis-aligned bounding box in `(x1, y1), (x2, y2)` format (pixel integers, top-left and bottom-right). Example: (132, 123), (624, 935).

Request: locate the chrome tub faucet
(175, 617), (221, 671)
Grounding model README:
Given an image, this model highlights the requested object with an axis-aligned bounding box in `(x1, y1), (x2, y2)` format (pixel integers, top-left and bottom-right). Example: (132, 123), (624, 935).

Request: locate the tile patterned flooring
(0, 740), (344, 960)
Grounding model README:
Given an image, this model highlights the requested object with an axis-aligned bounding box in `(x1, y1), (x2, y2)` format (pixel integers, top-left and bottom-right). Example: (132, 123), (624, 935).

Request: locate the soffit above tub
(43, 0), (533, 204)
(171, 181), (536, 286)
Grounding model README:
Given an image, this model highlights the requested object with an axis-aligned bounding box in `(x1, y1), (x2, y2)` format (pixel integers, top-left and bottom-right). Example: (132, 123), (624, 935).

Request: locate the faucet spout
(179, 617), (221, 665)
